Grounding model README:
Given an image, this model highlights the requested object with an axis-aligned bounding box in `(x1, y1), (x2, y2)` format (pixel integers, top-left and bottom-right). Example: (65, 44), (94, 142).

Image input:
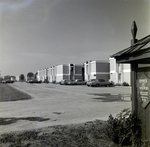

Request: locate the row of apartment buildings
(36, 58), (131, 85)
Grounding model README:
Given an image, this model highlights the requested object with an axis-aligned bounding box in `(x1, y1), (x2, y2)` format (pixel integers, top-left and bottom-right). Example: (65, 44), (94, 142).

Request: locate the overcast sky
(0, 0), (150, 76)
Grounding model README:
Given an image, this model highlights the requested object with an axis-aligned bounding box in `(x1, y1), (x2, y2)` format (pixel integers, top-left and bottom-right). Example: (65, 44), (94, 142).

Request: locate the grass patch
(0, 120), (118, 147)
(0, 83), (32, 102)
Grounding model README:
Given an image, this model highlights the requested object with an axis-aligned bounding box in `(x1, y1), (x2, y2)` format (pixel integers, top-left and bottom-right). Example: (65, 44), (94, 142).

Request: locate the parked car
(59, 79), (69, 85)
(75, 79), (86, 85)
(3, 80), (15, 83)
(66, 80), (76, 85)
(28, 80), (42, 84)
(1, 80), (6, 83)
(87, 79), (113, 87)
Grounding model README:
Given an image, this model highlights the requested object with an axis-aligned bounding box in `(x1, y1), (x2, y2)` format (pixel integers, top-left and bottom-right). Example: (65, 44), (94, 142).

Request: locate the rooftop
(111, 34), (150, 63)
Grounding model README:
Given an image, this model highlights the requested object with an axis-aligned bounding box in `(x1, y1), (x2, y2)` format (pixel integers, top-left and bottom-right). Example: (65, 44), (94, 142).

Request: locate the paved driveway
(0, 82), (131, 133)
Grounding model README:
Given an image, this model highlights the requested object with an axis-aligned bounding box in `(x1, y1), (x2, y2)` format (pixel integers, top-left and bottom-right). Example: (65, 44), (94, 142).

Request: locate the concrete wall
(96, 62), (110, 72)
(109, 58), (131, 85)
(75, 65), (82, 74)
(63, 66), (69, 74)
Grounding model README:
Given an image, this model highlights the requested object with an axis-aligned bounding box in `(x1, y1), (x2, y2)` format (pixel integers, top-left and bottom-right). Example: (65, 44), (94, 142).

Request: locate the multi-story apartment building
(109, 57), (131, 85)
(55, 64), (69, 83)
(37, 64), (84, 83)
(37, 69), (46, 82)
(84, 60), (110, 81)
(55, 64), (83, 83)
(47, 66), (56, 83)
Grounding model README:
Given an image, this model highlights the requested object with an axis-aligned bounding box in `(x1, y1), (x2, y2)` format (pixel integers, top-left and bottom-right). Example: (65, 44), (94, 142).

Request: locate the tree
(19, 74), (25, 82)
(4, 75), (11, 81)
(27, 72), (35, 81)
(0, 77), (3, 82)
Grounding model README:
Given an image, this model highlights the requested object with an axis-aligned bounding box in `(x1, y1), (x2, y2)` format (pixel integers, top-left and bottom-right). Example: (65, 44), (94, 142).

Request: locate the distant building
(16, 76), (19, 81)
(37, 69), (45, 82)
(10, 76), (16, 81)
(54, 64), (83, 83)
(109, 57), (131, 85)
(47, 66), (56, 83)
(36, 64), (84, 83)
(84, 60), (110, 81)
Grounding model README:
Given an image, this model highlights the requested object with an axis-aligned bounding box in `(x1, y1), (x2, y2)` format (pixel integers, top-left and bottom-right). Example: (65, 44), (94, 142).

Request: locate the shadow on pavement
(0, 117), (50, 125)
(87, 93), (131, 102)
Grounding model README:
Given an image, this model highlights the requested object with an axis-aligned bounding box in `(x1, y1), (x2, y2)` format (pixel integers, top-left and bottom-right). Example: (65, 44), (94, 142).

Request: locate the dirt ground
(0, 82), (131, 134)
(0, 83), (132, 146)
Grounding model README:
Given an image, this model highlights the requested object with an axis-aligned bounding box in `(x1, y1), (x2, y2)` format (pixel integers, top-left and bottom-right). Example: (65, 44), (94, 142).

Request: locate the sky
(0, 0), (150, 77)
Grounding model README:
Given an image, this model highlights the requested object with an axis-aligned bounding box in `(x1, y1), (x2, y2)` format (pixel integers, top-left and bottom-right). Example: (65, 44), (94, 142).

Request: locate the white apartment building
(109, 57), (131, 85)
(47, 66), (56, 83)
(37, 64), (83, 83)
(84, 60), (110, 81)
(37, 69), (46, 82)
(54, 64), (83, 83)
(55, 64), (69, 83)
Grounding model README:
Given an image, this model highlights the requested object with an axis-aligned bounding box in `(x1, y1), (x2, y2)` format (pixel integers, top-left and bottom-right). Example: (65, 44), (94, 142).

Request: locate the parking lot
(0, 82), (131, 133)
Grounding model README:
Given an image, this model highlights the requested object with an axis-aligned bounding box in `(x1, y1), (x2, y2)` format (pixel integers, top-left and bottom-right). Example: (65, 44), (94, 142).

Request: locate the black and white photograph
(0, 0), (150, 146)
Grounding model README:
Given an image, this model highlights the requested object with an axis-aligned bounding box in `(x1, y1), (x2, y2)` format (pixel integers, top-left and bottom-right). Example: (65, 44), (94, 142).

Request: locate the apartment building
(109, 57), (131, 85)
(37, 69), (46, 82)
(55, 64), (83, 83)
(47, 66), (56, 83)
(84, 60), (110, 81)
(55, 64), (69, 83)
(37, 64), (84, 83)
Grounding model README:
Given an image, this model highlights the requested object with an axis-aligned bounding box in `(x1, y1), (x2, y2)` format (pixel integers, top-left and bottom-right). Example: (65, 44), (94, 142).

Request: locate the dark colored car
(3, 80), (15, 83)
(75, 79), (86, 85)
(66, 80), (76, 85)
(59, 79), (69, 85)
(28, 80), (42, 84)
(87, 79), (114, 87)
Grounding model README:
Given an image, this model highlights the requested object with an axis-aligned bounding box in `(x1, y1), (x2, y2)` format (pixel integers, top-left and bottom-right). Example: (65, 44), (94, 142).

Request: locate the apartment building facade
(84, 60), (110, 81)
(37, 69), (46, 82)
(47, 66), (56, 83)
(37, 64), (84, 83)
(109, 57), (131, 85)
(54, 64), (83, 83)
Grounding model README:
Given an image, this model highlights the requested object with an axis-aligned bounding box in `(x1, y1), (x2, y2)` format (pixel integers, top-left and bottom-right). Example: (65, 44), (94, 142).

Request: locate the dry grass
(0, 83), (32, 102)
(0, 120), (121, 147)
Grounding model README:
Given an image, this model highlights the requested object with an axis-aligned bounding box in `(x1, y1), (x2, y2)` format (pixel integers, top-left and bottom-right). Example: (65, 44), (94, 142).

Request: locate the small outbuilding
(111, 21), (150, 141)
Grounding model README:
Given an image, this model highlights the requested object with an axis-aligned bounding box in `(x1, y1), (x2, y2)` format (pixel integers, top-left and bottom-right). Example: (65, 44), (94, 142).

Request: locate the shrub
(115, 83), (122, 86)
(52, 80), (56, 84)
(105, 108), (143, 146)
(122, 82), (129, 86)
(110, 81), (115, 86)
(44, 79), (49, 83)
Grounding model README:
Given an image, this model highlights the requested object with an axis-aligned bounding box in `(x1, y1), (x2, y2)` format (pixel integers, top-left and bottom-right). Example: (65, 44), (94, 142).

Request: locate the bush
(44, 79), (49, 83)
(110, 81), (115, 86)
(105, 108), (143, 146)
(115, 83), (122, 86)
(52, 80), (56, 84)
(122, 82), (129, 86)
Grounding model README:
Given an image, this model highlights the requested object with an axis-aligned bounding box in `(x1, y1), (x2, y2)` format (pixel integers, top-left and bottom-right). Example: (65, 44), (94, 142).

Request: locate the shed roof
(111, 35), (150, 63)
